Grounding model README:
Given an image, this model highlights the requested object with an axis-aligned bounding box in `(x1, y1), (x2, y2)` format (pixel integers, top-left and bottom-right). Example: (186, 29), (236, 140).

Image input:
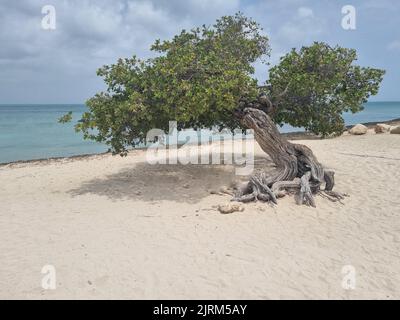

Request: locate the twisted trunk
(233, 107), (345, 207)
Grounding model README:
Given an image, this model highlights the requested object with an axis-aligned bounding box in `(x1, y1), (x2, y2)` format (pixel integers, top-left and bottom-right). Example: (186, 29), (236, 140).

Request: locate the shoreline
(1, 117), (399, 168)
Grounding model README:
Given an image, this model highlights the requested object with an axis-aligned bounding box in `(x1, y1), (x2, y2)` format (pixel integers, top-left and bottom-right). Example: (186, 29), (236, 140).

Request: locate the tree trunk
(233, 107), (346, 207)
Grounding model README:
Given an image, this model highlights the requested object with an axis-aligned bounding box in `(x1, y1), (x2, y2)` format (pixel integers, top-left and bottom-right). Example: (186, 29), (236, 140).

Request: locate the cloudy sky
(1, 0), (399, 103)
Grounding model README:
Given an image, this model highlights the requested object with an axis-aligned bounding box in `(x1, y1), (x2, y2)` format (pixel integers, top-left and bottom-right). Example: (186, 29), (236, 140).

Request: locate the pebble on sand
(218, 203), (245, 214)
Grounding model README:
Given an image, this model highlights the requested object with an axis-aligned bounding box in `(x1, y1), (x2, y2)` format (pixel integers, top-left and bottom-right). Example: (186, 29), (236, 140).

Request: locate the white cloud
(277, 6), (324, 44)
(297, 7), (314, 18)
(0, 0), (242, 102)
(0, 0), (397, 102)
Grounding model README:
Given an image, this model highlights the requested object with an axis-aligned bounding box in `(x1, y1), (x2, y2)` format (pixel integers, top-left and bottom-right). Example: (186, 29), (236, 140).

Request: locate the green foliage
(58, 111), (73, 123)
(267, 42), (385, 136)
(66, 14), (384, 153)
(73, 13), (269, 155)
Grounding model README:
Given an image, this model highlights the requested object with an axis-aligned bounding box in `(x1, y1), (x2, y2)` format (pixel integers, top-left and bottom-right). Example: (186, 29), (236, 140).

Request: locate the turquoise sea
(0, 102), (399, 164)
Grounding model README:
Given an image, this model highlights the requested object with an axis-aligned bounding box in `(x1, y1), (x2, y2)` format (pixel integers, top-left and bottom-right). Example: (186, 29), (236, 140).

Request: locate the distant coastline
(1, 102), (400, 164)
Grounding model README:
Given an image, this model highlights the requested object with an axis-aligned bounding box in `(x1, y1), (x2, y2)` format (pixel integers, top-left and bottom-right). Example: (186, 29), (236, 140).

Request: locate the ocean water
(0, 102), (399, 164)
(0, 104), (107, 164)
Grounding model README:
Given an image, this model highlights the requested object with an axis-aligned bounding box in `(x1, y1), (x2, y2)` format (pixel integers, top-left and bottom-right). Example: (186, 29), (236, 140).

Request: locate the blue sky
(0, 0), (399, 103)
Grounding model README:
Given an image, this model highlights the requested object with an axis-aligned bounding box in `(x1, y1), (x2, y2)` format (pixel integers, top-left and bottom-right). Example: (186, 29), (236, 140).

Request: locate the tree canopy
(267, 43), (385, 136)
(64, 13), (385, 154)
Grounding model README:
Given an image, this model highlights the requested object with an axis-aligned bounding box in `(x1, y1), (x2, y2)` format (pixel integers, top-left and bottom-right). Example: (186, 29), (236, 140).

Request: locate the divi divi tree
(66, 13), (385, 207)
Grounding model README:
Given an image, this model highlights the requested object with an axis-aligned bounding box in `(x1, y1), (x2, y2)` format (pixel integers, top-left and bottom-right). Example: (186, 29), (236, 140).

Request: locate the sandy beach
(1, 130), (400, 299)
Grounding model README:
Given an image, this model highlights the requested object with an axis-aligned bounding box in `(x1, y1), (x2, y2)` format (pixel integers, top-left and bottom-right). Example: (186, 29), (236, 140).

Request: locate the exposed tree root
(232, 107), (348, 207)
(319, 190), (349, 204)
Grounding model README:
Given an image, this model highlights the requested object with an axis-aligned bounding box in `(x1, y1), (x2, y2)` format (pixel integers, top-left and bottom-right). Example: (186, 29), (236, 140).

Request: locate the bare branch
(274, 82), (291, 103)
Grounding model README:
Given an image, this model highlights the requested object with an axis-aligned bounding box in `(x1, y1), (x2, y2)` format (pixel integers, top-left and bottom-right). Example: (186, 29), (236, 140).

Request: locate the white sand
(1, 132), (400, 299)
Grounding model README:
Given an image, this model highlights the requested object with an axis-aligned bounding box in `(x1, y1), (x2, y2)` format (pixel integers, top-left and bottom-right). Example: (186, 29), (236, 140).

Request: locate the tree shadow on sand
(68, 155), (273, 204)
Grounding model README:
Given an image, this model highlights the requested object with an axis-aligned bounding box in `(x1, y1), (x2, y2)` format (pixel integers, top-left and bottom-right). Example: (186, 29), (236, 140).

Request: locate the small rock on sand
(349, 124), (368, 135)
(218, 203), (245, 214)
(390, 126), (400, 134)
(375, 123), (392, 134)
